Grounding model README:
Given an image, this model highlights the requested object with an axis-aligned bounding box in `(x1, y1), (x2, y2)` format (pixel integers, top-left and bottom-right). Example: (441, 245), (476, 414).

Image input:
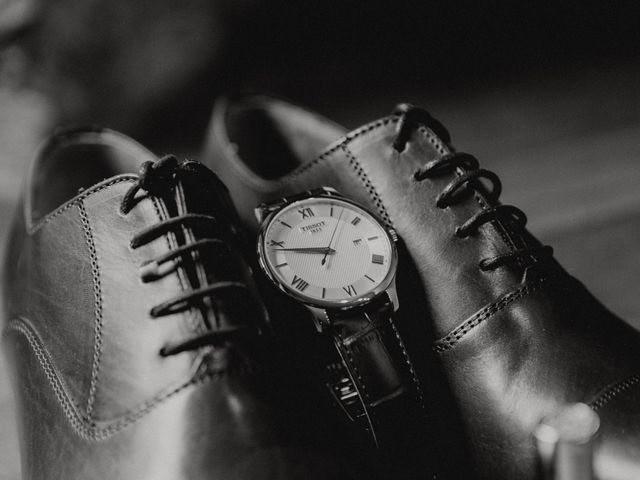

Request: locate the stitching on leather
(337, 131), (426, 413)
(589, 373), (640, 411)
(417, 125), (447, 157)
(336, 330), (369, 403)
(386, 316), (428, 416)
(339, 334), (371, 403)
(415, 125), (518, 257)
(415, 124), (509, 247)
(282, 117), (397, 183)
(335, 331), (377, 432)
(341, 144), (393, 225)
(4, 318), (223, 441)
(4, 319), (86, 423)
(27, 177), (136, 235)
(77, 202), (104, 419)
(472, 192), (517, 255)
(433, 277), (548, 353)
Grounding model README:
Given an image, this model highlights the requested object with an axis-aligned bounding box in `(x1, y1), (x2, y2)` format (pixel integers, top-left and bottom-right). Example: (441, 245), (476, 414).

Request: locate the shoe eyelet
(478, 259), (492, 271)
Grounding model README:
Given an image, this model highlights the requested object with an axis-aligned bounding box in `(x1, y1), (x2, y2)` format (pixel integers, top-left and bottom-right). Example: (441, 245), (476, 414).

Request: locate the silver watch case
(255, 187), (399, 316)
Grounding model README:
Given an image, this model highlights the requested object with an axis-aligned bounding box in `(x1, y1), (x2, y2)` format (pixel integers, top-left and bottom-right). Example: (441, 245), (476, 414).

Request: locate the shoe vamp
(6, 330), (358, 480)
(436, 276), (640, 480)
(5, 180), (203, 426)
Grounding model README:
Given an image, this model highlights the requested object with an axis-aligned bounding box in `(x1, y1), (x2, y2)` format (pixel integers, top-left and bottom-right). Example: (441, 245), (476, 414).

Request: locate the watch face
(258, 195), (396, 308)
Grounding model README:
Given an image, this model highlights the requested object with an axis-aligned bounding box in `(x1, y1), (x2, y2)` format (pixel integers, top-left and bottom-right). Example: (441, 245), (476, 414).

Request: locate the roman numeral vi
(342, 284), (357, 296)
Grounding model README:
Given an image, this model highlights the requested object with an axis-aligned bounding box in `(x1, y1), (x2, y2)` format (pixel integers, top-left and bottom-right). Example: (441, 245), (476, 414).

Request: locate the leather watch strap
(326, 295), (418, 447)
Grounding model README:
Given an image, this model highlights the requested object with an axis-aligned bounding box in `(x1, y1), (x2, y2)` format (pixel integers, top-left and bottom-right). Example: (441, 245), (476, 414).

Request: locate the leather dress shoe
(1, 127), (370, 479)
(203, 94), (640, 480)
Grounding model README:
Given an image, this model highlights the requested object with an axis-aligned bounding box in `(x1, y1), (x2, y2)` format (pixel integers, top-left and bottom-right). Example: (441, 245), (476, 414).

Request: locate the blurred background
(1, 1), (640, 477)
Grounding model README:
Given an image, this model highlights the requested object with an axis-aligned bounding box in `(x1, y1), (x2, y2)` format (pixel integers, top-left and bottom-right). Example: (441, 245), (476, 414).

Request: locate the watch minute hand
(274, 247), (336, 253)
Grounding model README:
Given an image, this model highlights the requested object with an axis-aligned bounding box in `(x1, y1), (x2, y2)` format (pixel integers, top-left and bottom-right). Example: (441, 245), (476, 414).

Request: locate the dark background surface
(1, 1), (640, 477)
(3, 1), (640, 146)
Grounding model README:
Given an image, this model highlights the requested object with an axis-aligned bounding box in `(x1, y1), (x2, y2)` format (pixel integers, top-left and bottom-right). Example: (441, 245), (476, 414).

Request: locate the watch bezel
(256, 192), (398, 310)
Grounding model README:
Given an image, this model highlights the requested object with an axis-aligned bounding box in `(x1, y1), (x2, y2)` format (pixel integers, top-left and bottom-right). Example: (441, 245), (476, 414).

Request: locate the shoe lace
(392, 103), (553, 271)
(120, 154), (262, 357)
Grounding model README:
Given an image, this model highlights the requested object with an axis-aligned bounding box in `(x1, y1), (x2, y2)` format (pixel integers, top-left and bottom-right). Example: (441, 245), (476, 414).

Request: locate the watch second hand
(322, 208), (344, 266)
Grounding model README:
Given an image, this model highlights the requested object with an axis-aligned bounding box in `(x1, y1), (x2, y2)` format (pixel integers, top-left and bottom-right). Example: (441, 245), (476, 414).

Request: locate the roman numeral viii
(291, 275), (309, 292)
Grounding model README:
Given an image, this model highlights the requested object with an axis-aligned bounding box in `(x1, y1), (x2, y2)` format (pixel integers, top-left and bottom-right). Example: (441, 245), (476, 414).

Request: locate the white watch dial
(260, 196), (395, 307)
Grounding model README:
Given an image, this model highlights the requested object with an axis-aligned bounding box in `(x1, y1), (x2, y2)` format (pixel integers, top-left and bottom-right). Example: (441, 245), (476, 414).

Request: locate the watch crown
(388, 228), (399, 242)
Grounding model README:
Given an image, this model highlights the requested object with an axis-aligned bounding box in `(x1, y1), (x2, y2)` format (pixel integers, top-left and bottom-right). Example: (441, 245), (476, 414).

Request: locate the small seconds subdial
(260, 196), (395, 307)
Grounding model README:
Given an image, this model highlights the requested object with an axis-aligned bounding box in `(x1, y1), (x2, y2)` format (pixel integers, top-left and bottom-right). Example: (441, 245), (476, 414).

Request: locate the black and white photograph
(0, 1), (640, 479)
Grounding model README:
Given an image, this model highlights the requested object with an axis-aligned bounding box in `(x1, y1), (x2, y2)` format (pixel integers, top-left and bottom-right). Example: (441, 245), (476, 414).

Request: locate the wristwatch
(255, 187), (420, 446)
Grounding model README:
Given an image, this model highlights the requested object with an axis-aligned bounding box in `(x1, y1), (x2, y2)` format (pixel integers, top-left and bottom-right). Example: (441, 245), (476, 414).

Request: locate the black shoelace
(120, 155), (261, 357)
(393, 103), (553, 271)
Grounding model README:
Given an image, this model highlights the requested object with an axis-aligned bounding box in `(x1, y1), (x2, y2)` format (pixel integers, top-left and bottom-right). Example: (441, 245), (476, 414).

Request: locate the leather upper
(203, 95), (640, 480)
(2, 127), (366, 480)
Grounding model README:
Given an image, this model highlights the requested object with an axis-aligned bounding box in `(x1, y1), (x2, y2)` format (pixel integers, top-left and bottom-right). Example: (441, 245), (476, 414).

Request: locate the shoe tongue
(174, 160), (239, 226)
(163, 161), (264, 331)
